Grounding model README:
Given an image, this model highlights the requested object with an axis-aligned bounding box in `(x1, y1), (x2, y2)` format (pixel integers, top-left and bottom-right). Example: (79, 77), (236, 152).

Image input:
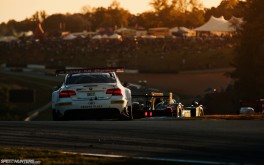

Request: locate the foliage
(0, 73), (56, 121)
(31, 11), (47, 23)
(147, 0), (204, 28)
(0, 0), (246, 36)
(232, 0), (264, 99)
(91, 2), (131, 30)
(203, 90), (240, 114)
(0, 148), (181, 165)
(204, 0), (246, 21)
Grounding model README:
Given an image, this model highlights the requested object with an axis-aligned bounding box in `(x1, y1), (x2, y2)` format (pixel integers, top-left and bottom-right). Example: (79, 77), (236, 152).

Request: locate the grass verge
(199, 114), (264, 120)
(0, 72), (56, 120)
(0, 147), (190, 165)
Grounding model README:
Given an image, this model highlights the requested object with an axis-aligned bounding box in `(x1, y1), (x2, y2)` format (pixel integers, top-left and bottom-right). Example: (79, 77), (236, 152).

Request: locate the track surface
(1, 119), (264, 164)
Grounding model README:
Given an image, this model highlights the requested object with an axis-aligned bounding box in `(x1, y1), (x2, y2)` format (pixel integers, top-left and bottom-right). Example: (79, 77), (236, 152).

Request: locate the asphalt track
(1, 119), (264, 164)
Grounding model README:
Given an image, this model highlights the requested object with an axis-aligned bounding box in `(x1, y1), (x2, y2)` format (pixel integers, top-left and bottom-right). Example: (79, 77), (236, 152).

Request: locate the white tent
(170, 27), (195, 37)
(101, 34), (109, 39)
(18, 31), (33, 37)
(195, 16), (236, 32)
(63, 34), (77, 40)
(116, 28), (136, 37)
(115, 27), (129, 33)
(170, 27), (192, 33)
(0, 36), (17, 42)
(141, 35), (157, 39)
(109, 33), (122, 40)
(92, 34), (102, 40)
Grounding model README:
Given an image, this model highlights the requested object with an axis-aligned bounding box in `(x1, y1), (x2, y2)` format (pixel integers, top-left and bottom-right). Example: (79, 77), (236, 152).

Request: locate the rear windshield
(66, 73), (116, 85)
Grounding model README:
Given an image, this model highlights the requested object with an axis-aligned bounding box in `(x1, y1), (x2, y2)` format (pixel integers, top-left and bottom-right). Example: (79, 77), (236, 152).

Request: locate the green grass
(33, 105), (53, 121)
(200, 114), (264, 120)
(0, 148), (190, 165)
(0, 72), (56, 120)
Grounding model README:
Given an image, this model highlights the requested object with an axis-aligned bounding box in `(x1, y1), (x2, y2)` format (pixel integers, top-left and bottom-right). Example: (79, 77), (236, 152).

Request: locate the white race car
(52, 68), (133, 120)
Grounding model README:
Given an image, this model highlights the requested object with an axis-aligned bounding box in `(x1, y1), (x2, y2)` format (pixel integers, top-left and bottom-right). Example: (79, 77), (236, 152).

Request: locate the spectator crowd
(0, 34), (235, 71)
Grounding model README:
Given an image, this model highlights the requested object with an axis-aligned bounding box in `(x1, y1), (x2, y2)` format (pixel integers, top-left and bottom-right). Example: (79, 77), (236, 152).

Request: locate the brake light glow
(144, 111), (153, 117)
(106, 88), (122, 96)
(59, 90), (76, 98)
(167, 107), (173, 113)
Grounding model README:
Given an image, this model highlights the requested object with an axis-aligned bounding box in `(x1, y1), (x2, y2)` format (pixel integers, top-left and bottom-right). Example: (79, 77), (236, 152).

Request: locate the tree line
(0, 0), (245, 36)
(201, 0), (264, 106)
(232, 0), (264, 100)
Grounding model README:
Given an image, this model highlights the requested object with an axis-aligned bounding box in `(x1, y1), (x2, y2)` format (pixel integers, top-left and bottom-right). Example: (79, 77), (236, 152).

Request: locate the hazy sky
(0, 0), (222, 23)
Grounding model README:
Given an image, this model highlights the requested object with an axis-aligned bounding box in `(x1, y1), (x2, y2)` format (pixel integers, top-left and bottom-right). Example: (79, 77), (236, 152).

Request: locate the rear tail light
(106, 88), (122, 96)
(59, 90), (76, 98)
(144, 111), (153, 117)
(167, 107), (173, 113)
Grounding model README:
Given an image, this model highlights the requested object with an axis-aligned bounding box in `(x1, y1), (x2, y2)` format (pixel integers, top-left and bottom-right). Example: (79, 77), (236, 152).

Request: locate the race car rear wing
(55, 67), (124, 75)
(132, 92), (173, 99)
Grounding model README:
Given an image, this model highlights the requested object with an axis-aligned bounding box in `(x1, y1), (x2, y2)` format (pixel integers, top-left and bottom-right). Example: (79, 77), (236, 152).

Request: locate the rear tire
(177, 106), (183, 117)
(52, 109), (65, 121)
(120, 106), (133, 120)
(52, 109), (59, 121)
(128, 106), (133, 120)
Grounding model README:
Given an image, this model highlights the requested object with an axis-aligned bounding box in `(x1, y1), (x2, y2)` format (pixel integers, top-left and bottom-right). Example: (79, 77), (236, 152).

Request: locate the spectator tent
(116, 28), (136, 38)
(0, 36), (17, 42)
(170, 27), (195, 37)
(62, 34), (77, 40)
(109, 33), (122, 40)
(195, 16), (236, 36)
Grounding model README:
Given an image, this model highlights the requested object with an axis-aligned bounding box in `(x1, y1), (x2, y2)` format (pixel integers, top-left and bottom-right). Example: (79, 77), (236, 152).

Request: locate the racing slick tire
(52, 109), (64, 121)
(52, 109), (59, 121)
(128, 106), (133, 120)
(177, 106), (183, 117)
(120, 106), (133, 120)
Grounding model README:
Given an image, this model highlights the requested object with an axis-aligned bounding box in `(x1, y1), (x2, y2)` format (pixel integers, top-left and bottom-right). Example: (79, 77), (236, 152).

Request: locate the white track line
(62, 151), (240, 165)
(24, 102), (51, 121)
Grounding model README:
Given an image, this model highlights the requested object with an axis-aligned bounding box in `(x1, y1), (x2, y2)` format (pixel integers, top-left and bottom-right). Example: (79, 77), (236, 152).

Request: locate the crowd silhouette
(0, 34), (235, 70)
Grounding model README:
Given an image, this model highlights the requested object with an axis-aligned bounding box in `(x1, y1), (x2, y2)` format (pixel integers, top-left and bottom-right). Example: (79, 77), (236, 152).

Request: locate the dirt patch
(118, 70), (233, 97)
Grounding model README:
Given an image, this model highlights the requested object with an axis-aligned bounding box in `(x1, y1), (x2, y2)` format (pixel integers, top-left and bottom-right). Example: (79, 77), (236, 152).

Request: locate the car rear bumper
(63, 108), (121, 120)
(55, 99), (127, 114)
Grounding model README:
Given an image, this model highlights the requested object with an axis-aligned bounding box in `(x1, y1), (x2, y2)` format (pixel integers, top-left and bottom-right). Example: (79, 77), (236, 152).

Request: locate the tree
(171, 0), (203, 12)
(42, 14), (66, 35)
(148, 0), (204, 28)
(107, 1), (131, 28)
(91, 7), (109, 29)
(135, 12), (158, 29)
(204, 0), (245, 21)
(232, 0), (264, 99)
(31, 11), (47, 23)
(5, 20), (18, 35)
(65, 14), (90, 32)
(150, 0), (169, 12)
(90, 2), (131, 30)
(185, 8), (205, 28)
